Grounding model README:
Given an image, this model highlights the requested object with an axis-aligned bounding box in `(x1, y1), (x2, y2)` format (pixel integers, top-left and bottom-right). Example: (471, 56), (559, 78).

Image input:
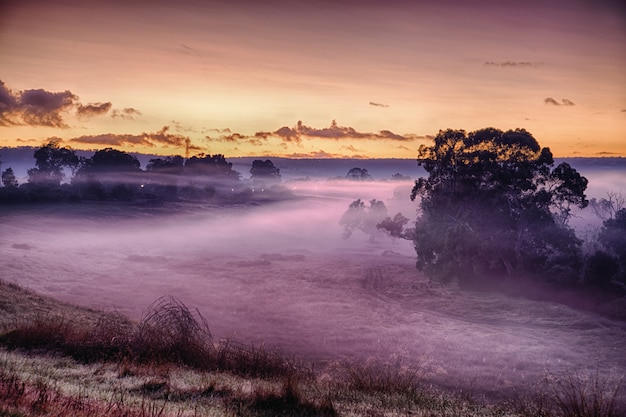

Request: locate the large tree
(27, 140), (79, 186)
(411, 128), (588, 285)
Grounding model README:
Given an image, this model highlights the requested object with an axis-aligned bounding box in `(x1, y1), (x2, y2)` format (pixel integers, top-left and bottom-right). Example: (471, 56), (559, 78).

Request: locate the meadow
(1, 170), (625, 416)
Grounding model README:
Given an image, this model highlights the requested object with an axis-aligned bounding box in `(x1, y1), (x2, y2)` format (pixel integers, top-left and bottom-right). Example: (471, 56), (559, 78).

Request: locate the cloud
(596, 151), (619, 156)
(70, 126), (196, 149)
(76, 102), (112, 117)
(621, 109), (626, 112)
(369, 101), (389, 108)
(111, 107), (142, 120)
(484, 61), (540, 68)
(255, 120), (412, 143)
(0, 80), (78, 127)
(544, 97), (575, 106)
(283, 150), (345, 159)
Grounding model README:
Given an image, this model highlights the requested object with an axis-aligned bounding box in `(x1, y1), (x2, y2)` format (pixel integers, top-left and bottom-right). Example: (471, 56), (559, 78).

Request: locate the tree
(146, 155), (184, 175)
(185, 153), (240, 180)
(346, 167), (372, 181)
(74, 148), (142, 200)
(250, 159), (281, 182)
(598, 208), (626, 284)
(1, 168), (18, 188)
(27, 140), (79, 186)
(411, 128), (588, 284)
(340, 199), (388, 241)
(78, 148), (141, 174)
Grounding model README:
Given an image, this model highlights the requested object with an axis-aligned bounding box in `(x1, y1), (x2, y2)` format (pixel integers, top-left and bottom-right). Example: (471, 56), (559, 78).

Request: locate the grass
(0, 279), (624, 417)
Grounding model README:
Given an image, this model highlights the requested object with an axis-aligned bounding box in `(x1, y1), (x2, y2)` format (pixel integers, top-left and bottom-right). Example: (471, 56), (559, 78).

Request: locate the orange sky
(1, 0), (625, 158)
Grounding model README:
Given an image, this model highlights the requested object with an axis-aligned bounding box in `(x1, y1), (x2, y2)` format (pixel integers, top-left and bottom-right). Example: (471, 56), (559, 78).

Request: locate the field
(1, 177), (625, 415)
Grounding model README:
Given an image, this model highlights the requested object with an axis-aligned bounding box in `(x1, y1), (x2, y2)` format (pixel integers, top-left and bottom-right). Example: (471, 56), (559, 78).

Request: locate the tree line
(0, 140), (283, 203)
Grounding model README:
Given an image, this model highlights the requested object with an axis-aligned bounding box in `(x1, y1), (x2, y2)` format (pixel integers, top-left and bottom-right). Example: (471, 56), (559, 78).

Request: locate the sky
(0, 0), (625, 159)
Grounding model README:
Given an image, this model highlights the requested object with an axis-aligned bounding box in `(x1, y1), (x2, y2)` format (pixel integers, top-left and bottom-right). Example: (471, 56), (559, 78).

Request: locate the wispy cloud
(70, 126), (198, 150)
(485, 61), (541, 68)
(254, 120), (411, 143)
(544, 97), (575, 106)
(76, 102), (112, 118)
(369, 101), (389, 108)
(110, 107), (142, 120)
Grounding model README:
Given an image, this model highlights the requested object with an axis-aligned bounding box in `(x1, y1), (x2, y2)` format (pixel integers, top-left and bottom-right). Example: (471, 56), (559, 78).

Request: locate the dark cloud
(70, 126), (194, 149)
(111, 107), (142, 120)
(485, 61), (540, 68)
(76, 102), (112, 117)
(596, 151), (619, 156)
(544, 97), (575, 106)
(369, 101), (389, 108)
(0, 80), (78, 127)
(621, 109), (626, 112)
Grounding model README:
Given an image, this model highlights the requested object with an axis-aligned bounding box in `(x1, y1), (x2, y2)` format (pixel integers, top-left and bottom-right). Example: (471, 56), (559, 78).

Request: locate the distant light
(140, 184), (144, 188)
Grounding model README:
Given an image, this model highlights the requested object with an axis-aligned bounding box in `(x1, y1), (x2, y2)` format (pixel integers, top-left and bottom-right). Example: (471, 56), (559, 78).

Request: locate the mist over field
(1, 157), (626, 400)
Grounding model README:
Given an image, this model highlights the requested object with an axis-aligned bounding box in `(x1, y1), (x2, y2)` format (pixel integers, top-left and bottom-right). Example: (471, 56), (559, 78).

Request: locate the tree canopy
(411, 128), (588, 285)
(250, 159), (281, 182)
(27, 140), (79, 185)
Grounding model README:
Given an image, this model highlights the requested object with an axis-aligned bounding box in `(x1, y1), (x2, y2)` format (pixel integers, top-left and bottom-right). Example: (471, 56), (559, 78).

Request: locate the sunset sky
(1, 0), (625, 159)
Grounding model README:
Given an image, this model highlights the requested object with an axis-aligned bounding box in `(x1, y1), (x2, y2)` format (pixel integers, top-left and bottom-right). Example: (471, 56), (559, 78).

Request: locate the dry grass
(0, 280), (624, 417)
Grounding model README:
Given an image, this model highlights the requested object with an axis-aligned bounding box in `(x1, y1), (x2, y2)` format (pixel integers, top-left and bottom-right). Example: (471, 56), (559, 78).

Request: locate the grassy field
(0, 279), (624, 417)
(1, 184), (625, 416)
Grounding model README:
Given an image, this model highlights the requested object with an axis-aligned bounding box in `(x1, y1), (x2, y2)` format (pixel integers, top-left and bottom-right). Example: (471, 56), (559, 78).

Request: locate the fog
(1, 172), (626, 400)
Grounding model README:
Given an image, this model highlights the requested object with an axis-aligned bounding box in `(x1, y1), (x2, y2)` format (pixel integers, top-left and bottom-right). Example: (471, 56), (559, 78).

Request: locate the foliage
(77, 148), (141, 175)
(27, 140), (79, 186)
(377, 212), (412, 240)
(186, 153), (240, 180)
(145, 155), (184, 175)
(346, 167), (372, 181)
(1, 168), (18, 188)
(340, 199), (388, 240)
(250, 159), (281, 182)
(411, 128), (588, 284)
(598, 208), (626, 284)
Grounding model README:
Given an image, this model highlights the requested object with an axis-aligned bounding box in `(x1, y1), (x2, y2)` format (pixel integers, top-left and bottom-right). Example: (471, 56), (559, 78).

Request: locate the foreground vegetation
(0, 280), (623, 417)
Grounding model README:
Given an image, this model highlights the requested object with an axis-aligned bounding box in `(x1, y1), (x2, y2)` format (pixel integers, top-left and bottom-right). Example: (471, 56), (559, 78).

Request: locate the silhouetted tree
(598, 208), (626, 284)
(27, 140), (79, 186)
(411, 128), (588, 285)
(2, 168), (18, 188)
(340, 199), (388, 241)
(77, 148), (141, 174)
(250, 159), (281, 182)
(346, 167), (372, 181)
(74, 148), (142, 200)
(185, 153), (240, 180)
(146, 155), (184, 175)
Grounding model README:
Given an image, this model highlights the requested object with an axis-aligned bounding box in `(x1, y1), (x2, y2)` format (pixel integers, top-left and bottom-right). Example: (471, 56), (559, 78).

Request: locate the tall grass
(1, 294), (624, 417)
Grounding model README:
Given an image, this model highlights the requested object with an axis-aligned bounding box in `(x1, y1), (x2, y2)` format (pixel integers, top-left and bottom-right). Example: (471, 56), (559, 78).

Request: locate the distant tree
(411, 128), (588, 285)
(77, 148), (141, 174)
(1, 168), (18, 188)
(391, 173), (411, 181)
(74, 148), (142, 200)
(598, 208), (626, 284)
(377, 212), (412, 240)
(346, 167), (372, 181)
(27, 140), (79, 186)
(589, 191), (624, 222)
(250, 159), (281, 182)
(146, 155), (184, 175)
(185, 153), (240, 180)
(340, 199), (388, 241)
